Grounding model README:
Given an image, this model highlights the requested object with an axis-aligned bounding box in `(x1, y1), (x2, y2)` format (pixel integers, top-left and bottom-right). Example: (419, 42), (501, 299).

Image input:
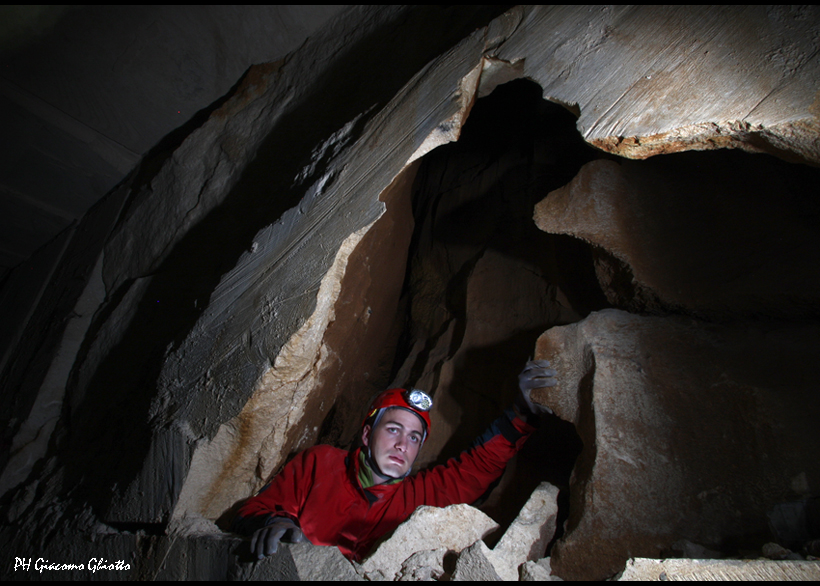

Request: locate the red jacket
(234, 409), (535, 561)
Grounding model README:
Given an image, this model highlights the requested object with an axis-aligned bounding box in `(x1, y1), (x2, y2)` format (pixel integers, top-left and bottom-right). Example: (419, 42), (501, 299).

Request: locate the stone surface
(520, 558), (560, 581)
(451, 540), (502, 581)
(286, 541), (362, 581)
(534, 154), (820, 321)
(396, 548), (447, 581)
(358, 504), (499, 581)
(496, 6), (820, 166)
(1, 3), (504, 532)
(488, 481), (560, 581)
(615, 558), (820, 581)
(4, 6), (817, 281)
(535, 309), (820, 580)
(669, 539), (724, 560)
(762, 542), (803, 561)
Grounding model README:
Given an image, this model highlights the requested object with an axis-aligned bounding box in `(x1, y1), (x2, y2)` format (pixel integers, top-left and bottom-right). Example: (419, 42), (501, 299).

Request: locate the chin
(381, 461), (409, 477)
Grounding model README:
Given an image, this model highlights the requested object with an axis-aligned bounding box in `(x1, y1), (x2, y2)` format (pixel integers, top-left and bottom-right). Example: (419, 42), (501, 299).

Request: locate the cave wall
(531, 148), (820, 579)
(1, 5), (819, 581)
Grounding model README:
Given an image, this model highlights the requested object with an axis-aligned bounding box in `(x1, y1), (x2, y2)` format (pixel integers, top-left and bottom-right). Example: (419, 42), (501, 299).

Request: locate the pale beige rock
(397, 548), (447, 581)
(490, 481), (560, 581)
(174, 222), (373, 520)
(520, 558), (561, 581)
(615, 558), (820, 581)
(358, 504), (499, 581)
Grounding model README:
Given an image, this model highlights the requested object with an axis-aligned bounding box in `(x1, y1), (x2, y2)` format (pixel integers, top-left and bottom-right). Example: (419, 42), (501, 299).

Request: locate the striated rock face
(534, 310), (820, 580)
(496, 5), (820, 166)
(615, 558), (820, 581)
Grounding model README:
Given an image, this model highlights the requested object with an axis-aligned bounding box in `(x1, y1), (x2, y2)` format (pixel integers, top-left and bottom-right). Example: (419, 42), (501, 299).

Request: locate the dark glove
(516, 359), (557, 416)
(250, 516), (307, 559)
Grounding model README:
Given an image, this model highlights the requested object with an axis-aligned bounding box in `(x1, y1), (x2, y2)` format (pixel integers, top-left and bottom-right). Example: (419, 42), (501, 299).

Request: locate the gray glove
(251, 516), (307, 559)
(516, 359), (557, 416)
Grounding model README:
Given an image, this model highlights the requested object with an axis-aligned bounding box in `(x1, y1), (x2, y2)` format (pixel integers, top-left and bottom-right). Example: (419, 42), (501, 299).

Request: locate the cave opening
(364, 77), (610, 547)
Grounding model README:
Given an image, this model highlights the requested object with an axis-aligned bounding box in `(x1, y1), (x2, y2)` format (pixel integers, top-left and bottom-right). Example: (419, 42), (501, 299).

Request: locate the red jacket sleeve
(407, 408), (536, 508)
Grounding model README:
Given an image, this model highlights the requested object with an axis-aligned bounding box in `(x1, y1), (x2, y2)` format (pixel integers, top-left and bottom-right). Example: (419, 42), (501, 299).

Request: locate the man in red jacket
(232, 360), (556, 561)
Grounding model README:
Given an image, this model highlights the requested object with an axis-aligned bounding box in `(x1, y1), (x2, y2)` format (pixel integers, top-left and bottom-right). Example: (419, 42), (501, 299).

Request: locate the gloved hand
(516, 359), (557, 416)
(250, 516), (307, 559)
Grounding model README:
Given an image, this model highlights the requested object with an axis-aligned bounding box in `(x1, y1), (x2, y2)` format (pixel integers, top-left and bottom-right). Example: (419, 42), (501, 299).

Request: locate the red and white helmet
(363, 388), (433, 443)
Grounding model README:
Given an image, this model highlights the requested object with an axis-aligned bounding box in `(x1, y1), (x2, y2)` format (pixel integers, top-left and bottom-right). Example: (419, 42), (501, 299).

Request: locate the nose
(394, 433), (407, 452)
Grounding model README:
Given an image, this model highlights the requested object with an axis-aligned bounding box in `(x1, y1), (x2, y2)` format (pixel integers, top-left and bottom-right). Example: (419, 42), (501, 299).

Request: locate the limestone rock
(534, 309), (820, 580)
(491, 481), (560, 580)
(534, 155), (820, 321)
(286, 542), (362, 581)
(397, 548), (447, 581)
(452, 540), (502, 581)
(358, 504), (498, 581)
(520, 558), (561, 581)
(497, 6), (820, 166)
(615, 558), (820, 581)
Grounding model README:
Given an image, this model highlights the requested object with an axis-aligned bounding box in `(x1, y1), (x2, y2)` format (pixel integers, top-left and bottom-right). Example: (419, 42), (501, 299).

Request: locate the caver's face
(362, 408), (424, 483)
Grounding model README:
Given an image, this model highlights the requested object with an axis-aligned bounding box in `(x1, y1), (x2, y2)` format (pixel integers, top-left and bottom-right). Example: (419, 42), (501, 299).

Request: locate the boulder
(396, 548), (447, 581)
(615, 558), (820, 581)
(285, 542), (362, 582)
(357, 504), (498, 581)
(451, 540), (502, 581)
(535, 309), (820, 580)
(487, 481), (560, 581)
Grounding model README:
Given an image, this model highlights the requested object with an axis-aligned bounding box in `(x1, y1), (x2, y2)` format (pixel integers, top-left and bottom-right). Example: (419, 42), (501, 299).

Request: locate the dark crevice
(385, 77), (610, 547)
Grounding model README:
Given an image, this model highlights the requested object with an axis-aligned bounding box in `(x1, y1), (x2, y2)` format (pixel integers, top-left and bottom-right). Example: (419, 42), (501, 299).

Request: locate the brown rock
(534, 155), (820, 321)
(534, 309), (820, 580)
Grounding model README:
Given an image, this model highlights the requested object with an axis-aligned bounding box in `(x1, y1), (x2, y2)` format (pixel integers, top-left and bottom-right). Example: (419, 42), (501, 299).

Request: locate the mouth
(388, 454), (405, 465)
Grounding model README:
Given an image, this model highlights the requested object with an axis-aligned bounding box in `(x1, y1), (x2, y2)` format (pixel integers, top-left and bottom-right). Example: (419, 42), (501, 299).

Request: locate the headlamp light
(404, 388), (432, 412)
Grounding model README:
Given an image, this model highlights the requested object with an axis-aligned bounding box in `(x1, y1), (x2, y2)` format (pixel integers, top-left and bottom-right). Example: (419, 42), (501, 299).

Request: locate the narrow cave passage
(382, 78), (611, 541)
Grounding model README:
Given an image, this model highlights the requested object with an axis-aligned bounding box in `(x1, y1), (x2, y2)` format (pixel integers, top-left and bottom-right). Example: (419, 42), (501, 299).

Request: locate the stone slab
(616, 558), (820, 581)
